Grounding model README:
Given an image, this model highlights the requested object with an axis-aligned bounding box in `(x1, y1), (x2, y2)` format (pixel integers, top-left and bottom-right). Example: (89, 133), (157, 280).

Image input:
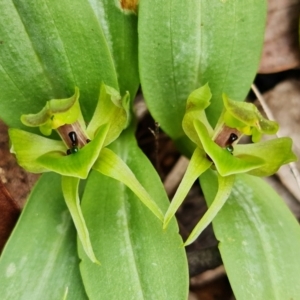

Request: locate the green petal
(182, 83), (213, 147)
(234, 138), (297, 176)
(223, 94), (279, 140)
(163, 147), (212, 229)
(37, 124), (109, 179)
(184, 173), (235, 246)
(194, 119), (265, 176)
(21, 88), (83, 135)
(93, 147), (164, 221)
(61, 176), (99, 264)
(9, 128), (65, 173)
(87, 83), (130, 146)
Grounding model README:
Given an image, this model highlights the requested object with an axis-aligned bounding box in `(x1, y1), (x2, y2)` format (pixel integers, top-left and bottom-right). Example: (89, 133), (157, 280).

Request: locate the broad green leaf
(0, 0), (119, 129)
(93, 147), (164, 221)
(62, 176), (99, 264)
(0, 173), (87, 299)
(184, 173), (235, 246)
(88, 0), (139, 98)
(200, 170), (300, 300)
(79, 129), (189, 299)
(139, 0), (267, 140)
(163, 147), (212, 229)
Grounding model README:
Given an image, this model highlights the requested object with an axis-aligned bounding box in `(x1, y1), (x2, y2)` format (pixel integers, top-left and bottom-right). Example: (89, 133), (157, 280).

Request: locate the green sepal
(163, 147), (212, 229)
(21, 88), (83, 136)
(9, 128), (66, 173)
(87, 83), (130, 146)
(182, 83), (213, 147)
(222, 94), (279, 142)
(37, 124), (110, 179)
(61, 176), (99, 264)
(93, 147), (164, 221)
(234, 137), (297, 176)
(184, 173), (235, 246)
(194, 120), (265, 176)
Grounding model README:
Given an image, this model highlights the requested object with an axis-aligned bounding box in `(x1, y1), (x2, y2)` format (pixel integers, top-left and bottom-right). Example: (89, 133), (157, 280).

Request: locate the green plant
(0, 2), (187, 299)
(138, 0), (300, 299)
(0, 1), (299, 299)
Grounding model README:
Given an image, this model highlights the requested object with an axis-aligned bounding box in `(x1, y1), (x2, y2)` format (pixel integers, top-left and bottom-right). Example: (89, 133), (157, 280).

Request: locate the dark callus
(67, 131), (79, 155)
(227, 133), (238, 144)
(225, 133), (238, 154)
(226, 145), (234, 153)
(68, 131), (78, 146)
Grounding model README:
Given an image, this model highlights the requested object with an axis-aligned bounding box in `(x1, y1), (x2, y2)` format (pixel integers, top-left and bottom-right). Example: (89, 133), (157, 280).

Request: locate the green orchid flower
(163, 84), (297, 245)
(9, 83), (163, 264)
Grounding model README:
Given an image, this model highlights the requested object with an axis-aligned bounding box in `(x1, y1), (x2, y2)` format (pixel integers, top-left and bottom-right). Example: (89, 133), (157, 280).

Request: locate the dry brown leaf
(0, 181), (20, 253)
(259, 0), (300, 73)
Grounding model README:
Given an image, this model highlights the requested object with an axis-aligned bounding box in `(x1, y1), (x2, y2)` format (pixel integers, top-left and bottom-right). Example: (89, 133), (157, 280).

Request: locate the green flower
(181, 84), (294, 177)
(164, 84), (297, 245)
(222, 94), (279, 142)
(9, 83), (163, 264)
(11, 84), (130, 178)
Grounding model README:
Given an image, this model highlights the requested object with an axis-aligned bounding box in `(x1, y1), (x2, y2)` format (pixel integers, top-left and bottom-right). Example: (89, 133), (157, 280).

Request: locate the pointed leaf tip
(62, 176), (100, 264)
(163, 147), (211, 228)
(184, 174), (235, 246)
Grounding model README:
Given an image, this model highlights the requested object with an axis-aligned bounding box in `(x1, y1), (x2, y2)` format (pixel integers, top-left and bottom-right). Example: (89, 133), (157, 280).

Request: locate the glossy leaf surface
(0, 173), (87, 299)
(88, 0), (139, 98)
(139, 0), (266, 140)
(79, 129), (189, 299)
(200, 170), (300, 300)
(0, 1), (139, 130)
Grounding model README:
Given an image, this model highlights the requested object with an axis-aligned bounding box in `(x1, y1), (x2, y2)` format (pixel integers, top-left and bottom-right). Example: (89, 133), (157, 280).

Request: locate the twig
(163, 156), (189, 196)
(190, 265), (226, 287)
(251, 84), (300, 192)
